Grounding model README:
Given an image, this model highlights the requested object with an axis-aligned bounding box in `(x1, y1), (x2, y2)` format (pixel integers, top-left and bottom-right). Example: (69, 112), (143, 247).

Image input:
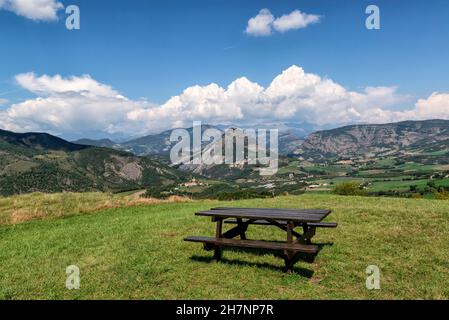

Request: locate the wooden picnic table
(185, 207), (337, 273)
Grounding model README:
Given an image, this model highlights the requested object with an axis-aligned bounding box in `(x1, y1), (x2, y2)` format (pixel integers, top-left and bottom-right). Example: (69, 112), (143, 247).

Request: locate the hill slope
(73, 138), (119, 149)
(0, 129), (185, 195)
(300, 120), (449, 160)
(0, 129), (87, 152)
(76, 125), (304, 156)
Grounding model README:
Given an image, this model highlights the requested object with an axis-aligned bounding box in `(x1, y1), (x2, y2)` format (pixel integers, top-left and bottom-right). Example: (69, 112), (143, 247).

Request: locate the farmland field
(1, 193), (449, 299)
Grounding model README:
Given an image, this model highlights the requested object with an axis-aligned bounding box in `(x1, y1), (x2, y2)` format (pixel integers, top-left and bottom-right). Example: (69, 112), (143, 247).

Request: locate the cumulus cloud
(245, 9), (321, 36)
(273, 9), (321, 33)
(0, 73), (153, 137)
(245, 9), (275, 36)
(0, 0), (63, 21)
(1, 66), (448, 139)
(15, 73), (122, 97)
(401, 93), (449, 120)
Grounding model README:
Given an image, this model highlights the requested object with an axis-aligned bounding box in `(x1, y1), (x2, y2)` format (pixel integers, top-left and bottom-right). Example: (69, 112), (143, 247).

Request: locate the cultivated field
(1, 193), (449, 299)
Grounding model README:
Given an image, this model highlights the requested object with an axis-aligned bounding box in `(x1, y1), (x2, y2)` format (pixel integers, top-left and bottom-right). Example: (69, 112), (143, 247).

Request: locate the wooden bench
(185, 236), (319, 272)
(184, 236), (319, 254)
(185, 207), (336, 273)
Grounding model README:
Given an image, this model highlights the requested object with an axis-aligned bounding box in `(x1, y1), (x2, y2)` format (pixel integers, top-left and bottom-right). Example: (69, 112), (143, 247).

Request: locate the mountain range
(300, 119), (449, 161)
(74, 125), (306, 156)
(2, 119), (449, 195)
(0, 129), (185, 196)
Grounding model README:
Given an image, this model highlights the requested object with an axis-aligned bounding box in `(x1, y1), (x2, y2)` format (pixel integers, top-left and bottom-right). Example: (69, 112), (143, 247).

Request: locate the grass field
(0, 192), (187, 226)
(1, 193), (449, 299)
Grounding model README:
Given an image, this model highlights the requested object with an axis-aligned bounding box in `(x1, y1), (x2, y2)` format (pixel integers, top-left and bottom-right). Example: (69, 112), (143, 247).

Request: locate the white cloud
(398, 93), (449, 120)
(0, 0), (63, 21)
(126, 65), (411, 130)
(1, 67), (448, 139)
(273, 9), (321, 33)
(0, 73), (152, 137)
(245, 9), (274, 36)
(0, 98), (8, 106)
(245, 9), (321, 37)
(16, 73), (122, 98)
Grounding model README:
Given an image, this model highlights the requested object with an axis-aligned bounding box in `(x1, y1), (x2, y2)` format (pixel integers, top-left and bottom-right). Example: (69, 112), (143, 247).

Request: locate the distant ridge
(300, 119), (449, 160)
(0, 129), (88, 152)
(74, 124), (305, 156)
(0, 129), (185, 196)
(73, 138), (118, 148)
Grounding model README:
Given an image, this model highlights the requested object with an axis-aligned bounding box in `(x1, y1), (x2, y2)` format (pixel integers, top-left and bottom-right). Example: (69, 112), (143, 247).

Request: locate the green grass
(368, 179), (429, 192)
(371, 158), (396, 168)
(369, 178), (449, 192)
(1, 194), (449, 299)
(396, 162), (436, 172)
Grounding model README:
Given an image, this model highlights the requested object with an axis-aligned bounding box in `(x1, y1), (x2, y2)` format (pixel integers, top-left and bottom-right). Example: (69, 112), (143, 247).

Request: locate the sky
(1, 0), (449, 140)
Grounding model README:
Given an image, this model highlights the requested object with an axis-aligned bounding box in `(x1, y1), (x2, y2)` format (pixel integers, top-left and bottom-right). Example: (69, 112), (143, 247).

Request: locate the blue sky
(1, 0), (449, 139)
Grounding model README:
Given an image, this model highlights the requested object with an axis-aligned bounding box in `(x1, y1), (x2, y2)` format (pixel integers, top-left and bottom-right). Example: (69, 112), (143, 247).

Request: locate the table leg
(287, 221), (294, 243)
(237, 218), (247, 240)
(266, 219), (302, 238)
(300, 224), (316, 244)
(214, 218), (223, 262)
(284, 221), (295, 273)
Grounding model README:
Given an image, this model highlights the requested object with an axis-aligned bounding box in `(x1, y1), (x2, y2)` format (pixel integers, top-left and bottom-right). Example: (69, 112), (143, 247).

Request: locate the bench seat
(184, 236), (319, 254)
(224, 219), (338, 228)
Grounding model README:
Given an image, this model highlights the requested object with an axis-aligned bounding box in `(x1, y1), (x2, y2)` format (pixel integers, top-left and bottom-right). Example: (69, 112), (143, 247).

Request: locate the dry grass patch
(0, 192), (190, 226)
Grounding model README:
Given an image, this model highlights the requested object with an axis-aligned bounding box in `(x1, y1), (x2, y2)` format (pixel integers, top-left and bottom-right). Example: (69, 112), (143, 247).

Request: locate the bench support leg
(213, 246), (222, 261)
(283, 251), (296, 274)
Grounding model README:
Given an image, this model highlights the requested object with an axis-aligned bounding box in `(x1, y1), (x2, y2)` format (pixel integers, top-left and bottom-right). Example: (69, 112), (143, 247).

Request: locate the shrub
(334, 182), (366, 196)
(143, 185), (175, 199)
(435, 191), (449, 200)
(410, 193), (423, 199)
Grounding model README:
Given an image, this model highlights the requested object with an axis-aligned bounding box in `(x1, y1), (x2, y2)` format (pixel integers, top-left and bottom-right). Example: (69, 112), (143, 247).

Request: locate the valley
(2, 119), (449, 199)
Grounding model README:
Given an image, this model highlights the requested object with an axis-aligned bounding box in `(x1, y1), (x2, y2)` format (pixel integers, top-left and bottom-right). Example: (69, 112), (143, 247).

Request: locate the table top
(196, 207), (331, 223)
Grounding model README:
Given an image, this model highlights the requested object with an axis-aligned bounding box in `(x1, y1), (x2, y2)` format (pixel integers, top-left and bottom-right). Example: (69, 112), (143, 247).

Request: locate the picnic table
(184, 207), (337, 273)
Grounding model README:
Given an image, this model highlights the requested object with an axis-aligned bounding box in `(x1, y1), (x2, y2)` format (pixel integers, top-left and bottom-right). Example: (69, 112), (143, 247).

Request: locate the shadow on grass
(191, 254), (315, 278)
(189, 243), (332, 276)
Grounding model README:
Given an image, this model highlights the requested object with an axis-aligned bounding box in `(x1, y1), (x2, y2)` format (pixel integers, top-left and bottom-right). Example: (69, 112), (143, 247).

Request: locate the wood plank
(205, 209), (330, 218)
(308, 222), (338, 228)
(212, 207), (331, 215)
(196, 210), (329, 223)
(200, 209), (327, 216)
(184, 236), (319, 254)
(224, 219), (338, 228)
